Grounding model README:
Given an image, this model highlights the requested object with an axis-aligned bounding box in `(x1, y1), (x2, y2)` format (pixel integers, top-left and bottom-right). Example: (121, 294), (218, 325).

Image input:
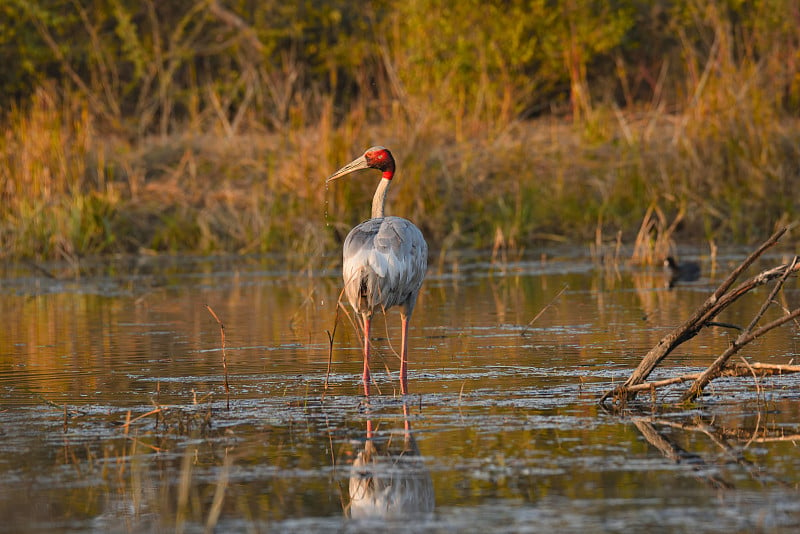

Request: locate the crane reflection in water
(345, 400), (434, 521)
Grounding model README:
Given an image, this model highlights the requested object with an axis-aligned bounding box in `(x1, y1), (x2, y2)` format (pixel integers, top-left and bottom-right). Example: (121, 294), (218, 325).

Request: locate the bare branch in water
(601, 227), (800, 407)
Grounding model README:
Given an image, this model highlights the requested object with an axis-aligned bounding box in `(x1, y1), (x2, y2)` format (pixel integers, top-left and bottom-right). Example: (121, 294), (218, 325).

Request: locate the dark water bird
(327, 146), (428, 395)
(663, 256), (701, 288)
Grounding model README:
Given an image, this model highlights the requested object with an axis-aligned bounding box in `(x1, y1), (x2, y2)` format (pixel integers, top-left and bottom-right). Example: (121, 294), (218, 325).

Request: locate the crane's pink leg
(402, 398), (410, 433)
(362, 314), (371, 396)
(366, 418), (374, 439)
(400, 313), (410, 395)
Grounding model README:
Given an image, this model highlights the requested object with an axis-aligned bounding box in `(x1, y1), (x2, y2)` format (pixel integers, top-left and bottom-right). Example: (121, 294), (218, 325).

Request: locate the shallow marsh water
(2, 248), (800, 533)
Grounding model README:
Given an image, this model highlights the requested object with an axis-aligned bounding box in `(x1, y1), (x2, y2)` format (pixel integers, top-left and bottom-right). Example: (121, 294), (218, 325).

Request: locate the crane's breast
(342, 217), (428, 312)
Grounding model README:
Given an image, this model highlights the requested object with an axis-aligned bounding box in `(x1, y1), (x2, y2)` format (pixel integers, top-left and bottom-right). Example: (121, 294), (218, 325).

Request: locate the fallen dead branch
(600, 226), (800, 407)
(614, 362), (800, 396)
(680, 256), (800, 402)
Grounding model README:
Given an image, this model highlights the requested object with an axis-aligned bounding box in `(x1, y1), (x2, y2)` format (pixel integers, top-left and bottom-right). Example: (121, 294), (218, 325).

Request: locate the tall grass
(0, 86), (121, 261)
(2, 1), (799, 263)
(2, 83), (798, 263)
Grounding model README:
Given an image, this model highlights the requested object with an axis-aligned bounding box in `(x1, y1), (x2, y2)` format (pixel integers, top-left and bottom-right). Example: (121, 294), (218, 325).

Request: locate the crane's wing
(342, 216), (428, 314)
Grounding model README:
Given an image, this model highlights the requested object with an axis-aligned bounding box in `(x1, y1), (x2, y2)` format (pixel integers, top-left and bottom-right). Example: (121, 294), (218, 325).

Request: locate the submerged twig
(204, 304), (230, 410)
(705, 321), (743, 331)
(521, 284), (568, 336)
(120, 407), (164, 428)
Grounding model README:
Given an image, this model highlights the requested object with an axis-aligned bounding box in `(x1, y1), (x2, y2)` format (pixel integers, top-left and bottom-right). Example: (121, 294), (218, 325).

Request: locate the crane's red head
(327, 146), (395, 183)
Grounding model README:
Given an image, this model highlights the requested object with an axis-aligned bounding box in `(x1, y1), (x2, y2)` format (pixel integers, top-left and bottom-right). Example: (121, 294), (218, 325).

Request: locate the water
(1, 249), (800, 533)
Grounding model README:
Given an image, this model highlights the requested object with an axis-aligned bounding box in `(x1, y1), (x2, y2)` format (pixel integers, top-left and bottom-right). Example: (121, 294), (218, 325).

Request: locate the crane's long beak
(326, 154), (368, 183)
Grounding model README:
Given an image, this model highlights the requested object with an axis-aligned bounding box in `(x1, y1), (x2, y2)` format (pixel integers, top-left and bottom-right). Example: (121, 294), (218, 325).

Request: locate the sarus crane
(327, 146), (428, 395)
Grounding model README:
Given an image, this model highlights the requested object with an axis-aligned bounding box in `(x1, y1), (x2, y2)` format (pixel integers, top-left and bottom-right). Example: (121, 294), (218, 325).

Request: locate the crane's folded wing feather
(342, 216), (427, 313)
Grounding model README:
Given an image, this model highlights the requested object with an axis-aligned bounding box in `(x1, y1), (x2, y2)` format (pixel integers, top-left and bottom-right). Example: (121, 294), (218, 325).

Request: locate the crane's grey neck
(371, 178), (390, 219)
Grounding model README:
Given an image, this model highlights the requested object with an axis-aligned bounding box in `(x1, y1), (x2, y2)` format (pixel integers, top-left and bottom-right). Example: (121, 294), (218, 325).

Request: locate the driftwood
(600, 226), (800, 407)
(615, 361), (800, 396)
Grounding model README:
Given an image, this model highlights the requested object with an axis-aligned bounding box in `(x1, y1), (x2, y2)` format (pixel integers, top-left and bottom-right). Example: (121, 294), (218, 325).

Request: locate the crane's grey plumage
(342, 217), (426, 313)
(327, 146), (428, 395)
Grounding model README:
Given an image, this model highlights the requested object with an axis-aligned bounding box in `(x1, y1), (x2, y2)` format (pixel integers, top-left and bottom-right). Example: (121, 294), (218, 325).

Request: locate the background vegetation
(1, 0), (799, 263)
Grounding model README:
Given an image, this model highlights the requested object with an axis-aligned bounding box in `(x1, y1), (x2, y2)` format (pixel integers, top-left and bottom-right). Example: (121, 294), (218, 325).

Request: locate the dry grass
(4, 1), (800, 261)
(2, 80), (799, 263)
